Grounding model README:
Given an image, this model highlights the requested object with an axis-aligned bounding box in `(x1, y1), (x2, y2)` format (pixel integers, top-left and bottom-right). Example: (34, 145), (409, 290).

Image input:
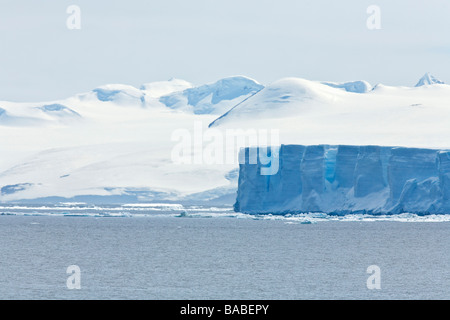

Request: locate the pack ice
(235, 145), (450, 215)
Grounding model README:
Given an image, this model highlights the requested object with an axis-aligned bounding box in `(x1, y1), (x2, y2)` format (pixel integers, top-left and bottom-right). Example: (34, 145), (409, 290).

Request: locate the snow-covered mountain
(415, 72), (445, 87)
(0, 102), (81, 126)
(1, 74), (449, 205)
(210, 78), (342, 127)
(0, 76), (261, 203)
(209, 76), (450, 149)
(159, 76), (263, 115)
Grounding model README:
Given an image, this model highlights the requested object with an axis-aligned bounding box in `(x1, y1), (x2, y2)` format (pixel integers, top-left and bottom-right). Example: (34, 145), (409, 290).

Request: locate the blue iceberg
(234, 145), (450, 215)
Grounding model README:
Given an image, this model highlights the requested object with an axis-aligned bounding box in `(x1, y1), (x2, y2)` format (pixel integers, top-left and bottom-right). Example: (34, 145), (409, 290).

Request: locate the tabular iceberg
(234, 145), (450, 215)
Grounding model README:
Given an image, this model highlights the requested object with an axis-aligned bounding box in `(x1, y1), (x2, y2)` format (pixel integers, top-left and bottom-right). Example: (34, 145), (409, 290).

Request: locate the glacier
(234, 144), (450, 215)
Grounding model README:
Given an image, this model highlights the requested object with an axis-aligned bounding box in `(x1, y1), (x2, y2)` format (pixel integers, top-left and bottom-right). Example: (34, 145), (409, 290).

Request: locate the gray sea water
(0, 204), (449, 299)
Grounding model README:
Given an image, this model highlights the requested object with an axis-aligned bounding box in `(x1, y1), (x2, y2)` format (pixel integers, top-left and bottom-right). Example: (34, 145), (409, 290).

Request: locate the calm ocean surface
(0, 205), (449, 299)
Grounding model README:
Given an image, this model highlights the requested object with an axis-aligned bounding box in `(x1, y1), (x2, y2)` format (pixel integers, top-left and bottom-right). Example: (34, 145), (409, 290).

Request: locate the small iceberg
(176, 211), (189, 218)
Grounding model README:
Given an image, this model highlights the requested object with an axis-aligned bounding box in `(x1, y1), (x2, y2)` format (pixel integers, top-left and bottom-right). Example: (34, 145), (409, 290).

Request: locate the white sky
(1, 0), (450, 101)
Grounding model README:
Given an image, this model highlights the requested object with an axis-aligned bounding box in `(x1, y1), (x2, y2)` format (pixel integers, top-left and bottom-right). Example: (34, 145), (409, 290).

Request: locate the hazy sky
(1, 0), (450, 101)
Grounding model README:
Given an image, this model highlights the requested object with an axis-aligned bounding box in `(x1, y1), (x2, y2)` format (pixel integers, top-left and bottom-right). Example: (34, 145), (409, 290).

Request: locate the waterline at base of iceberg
(2, 203), (450, 223)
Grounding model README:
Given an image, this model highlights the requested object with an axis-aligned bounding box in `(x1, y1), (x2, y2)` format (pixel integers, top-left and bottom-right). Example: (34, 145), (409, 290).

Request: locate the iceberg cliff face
(234, 145), (450, 215)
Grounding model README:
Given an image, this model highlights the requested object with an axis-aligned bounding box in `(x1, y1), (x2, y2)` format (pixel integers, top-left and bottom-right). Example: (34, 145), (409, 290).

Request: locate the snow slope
(0, 76), (254, 203)
(210, 76), (450, 149)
